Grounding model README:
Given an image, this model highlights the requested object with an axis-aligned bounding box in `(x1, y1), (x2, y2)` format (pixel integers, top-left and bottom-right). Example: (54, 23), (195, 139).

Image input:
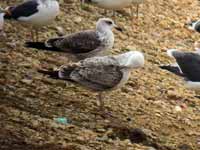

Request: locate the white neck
(96, 25), (112, 34)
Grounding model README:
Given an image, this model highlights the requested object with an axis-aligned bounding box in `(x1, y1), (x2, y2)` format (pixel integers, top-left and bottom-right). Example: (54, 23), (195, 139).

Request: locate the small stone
(74, 17), (82, 23)
(55, 26), (66, 36)
(96, 128), (106, 133)
(174, 106), (182, 112)
(21, 79), (33, 85)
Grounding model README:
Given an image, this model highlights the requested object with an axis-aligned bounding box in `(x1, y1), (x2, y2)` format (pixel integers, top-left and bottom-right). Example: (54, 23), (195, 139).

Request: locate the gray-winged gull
(84, 0), (145, 18)
(160, 49), (200, 91)
(3, 0), (60, 41)
(25, 18), (122, 60)
(38, 51), (144, 111)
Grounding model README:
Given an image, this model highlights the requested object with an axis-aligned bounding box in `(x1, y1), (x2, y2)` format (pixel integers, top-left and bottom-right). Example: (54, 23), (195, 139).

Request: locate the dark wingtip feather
(25, 42), (46, 49)
(160, 65), (184, 77)
(38, 69), (59, 79)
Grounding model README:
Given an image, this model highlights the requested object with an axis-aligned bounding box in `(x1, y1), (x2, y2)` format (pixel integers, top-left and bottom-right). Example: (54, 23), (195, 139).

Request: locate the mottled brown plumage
(46, 30), (102, 54)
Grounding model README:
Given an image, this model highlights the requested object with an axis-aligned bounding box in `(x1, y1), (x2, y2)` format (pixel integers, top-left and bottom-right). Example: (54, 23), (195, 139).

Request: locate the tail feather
(25, 42), (60, 51)
(160, 65), (184, 77)
(38, 67), (75, 82)
(4, 13), (12, 19)
(3, 7), (15, 20)
(38, 69), (60, 79)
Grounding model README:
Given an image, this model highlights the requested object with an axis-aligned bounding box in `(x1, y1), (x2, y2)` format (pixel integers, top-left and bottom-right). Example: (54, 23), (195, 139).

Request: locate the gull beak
(114, 24), (123, 32)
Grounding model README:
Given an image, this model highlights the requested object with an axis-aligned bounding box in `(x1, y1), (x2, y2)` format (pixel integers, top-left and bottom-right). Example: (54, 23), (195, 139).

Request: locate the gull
(185, 20), (200, 33)
(38, 51), (144, 111)
(160, 49), (200, 92)
(3, 0), (60, 41)
(25, 18), (122, 60)
(0, 9), (4, 33)
(84, 0), (145, 18)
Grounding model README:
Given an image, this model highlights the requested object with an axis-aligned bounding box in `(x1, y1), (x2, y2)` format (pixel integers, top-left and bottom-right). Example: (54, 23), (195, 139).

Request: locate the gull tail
(38, 69), (60, 79)
(38, 66), (75, 82)
(3, 7), (15, 20)
(4, 13), (12, 19)
(159, 65), (184, 77)
(25, 42), (60, 51)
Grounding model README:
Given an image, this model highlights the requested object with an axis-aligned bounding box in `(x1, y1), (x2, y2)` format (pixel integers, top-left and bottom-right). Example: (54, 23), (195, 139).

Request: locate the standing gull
(160, 49), (200, 91)
(38, 51), (144, 111)
(25, 18), (122, 60)
(84, 0), (145, 19)
(3, 0), (60, 41)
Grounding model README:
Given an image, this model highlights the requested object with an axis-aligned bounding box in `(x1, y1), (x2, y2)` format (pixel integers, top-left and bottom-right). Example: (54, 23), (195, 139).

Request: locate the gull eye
(106, 21), (113, 25)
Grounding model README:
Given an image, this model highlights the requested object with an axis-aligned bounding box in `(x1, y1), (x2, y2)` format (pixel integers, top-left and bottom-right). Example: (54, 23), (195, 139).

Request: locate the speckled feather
(59, 56), (123, 91)
(46, 30), (102, 54)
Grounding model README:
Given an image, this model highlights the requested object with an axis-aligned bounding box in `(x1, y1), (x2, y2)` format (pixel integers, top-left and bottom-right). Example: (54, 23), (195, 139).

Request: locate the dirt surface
(0, 0), (200, 150)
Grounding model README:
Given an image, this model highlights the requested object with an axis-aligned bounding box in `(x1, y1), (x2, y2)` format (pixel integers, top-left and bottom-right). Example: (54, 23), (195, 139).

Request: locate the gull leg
(35, 28), (39, 42)
(112, 11), (116, 17)
(96, 92), (114, 118)
(81, 0), (84, 7)
(30, 29), (35, 41)
(104, 9), (107, 15)
(130, 5), (135, 29)
(98, 92), (104, 111)
(136, 4), (139, 19)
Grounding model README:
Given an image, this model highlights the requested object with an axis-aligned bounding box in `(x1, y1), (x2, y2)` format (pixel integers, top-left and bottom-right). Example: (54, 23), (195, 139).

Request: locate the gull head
(117, 51), (145, 69)
(96, 18), (122, 32)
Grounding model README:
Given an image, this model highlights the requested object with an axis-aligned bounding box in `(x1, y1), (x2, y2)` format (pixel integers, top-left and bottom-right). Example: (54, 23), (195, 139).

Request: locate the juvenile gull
(25, 18), (122, 60)
(84, 0), (145, 18)
(3, 0), (60, 41)
(160, 49), (200, 91)
(38, 51), (144, 111)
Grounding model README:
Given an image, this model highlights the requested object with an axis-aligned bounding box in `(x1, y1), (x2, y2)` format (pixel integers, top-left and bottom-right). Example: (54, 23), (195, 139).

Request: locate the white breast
(98, 30), (114, 49)
(0, 13), (4, 30)
(18, 1), (60, 26)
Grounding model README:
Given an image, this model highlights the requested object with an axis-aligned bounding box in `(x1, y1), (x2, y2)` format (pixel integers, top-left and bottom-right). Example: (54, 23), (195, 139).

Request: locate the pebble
(174, 106), (182, 112)
(74, 17), (82, 23)
(56, 26), (66, 36)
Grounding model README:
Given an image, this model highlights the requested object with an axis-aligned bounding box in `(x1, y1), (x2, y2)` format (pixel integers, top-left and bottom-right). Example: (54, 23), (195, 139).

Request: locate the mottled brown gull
(39, 51), (144, 111)
(25, 18), (122, 60)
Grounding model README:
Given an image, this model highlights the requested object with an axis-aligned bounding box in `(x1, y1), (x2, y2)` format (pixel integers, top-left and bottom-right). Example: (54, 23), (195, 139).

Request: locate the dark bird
(160, 49), (200, 91)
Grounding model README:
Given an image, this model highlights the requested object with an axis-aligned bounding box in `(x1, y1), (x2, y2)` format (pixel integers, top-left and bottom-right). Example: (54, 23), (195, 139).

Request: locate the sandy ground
(0, 0), (200, 150)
